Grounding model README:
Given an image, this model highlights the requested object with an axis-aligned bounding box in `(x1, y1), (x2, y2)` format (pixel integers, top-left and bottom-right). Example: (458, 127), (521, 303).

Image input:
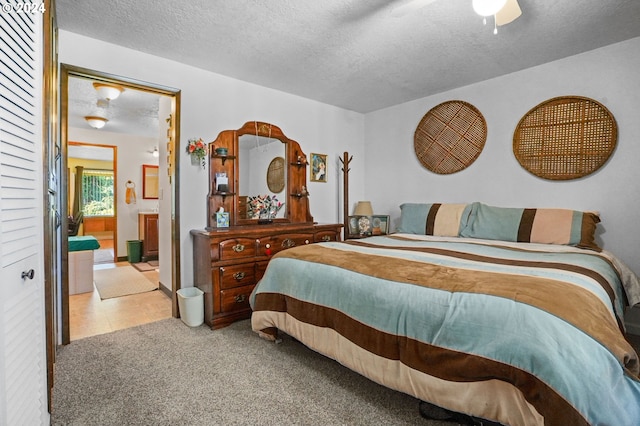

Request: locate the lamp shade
(472, 0), (507, 16)
(93, 82), (123, 101)
(353, 201), (373, 216)
(84, 116), (108, 129)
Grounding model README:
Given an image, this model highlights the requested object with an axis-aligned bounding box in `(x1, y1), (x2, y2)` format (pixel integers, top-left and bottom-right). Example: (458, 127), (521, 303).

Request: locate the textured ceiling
(67, 77), (161, 138)
(57, 0), (640, 118)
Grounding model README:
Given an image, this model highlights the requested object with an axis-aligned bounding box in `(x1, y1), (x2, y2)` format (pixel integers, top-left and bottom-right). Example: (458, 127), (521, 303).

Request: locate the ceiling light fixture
(472, 0), (507, 34)
(472, 0), (507, 17)
(92, 82), (124, 101)
(152, 147), (159, 158)
(84, 116), (108, 129)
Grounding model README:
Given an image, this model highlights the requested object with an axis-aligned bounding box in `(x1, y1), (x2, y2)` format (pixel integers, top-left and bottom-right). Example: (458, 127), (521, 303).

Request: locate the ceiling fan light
(472, 0), (507, 17)
(152, 147), (159, 157)
(92, 82), (124, 101)
(85, 115), (108, 129)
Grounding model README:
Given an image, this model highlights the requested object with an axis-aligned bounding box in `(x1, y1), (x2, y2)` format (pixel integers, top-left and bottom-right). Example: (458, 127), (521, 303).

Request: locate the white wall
(59, 31), (365, 290)
(68, 128), (160, 257)
(363, 36), (640, 331)
(365, 37), (640, 271)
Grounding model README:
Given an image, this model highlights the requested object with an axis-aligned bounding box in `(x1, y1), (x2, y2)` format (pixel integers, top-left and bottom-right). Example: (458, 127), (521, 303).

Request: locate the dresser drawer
(220, 284), (253, 313)
(219, 263), (255, 290)
(258, 233), (313, 256)
(314, 230), (339, 243)
(218, 238), (256, 260)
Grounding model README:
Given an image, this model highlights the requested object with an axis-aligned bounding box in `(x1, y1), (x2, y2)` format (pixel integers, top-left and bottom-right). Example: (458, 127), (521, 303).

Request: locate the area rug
(93, 248), (114, 264)
(94, 266), (158, 300)
(132, 262), (155, 272)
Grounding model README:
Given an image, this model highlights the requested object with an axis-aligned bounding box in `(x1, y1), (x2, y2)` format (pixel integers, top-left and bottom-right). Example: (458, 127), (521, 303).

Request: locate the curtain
(73, 165), (84, 216)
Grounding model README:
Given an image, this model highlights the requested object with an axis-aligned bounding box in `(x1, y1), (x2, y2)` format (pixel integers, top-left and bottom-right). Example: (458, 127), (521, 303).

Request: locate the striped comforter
(250, 234), (640, 426)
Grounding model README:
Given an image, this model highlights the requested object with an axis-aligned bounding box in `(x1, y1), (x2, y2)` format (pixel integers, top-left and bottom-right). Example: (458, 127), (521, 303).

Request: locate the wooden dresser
(191, 223), (342, 329)
(189, 121), (344, 329)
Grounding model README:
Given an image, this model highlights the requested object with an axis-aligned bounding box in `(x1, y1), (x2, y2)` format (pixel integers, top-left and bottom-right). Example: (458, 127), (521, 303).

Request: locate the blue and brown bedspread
(250, 234), (640, 426)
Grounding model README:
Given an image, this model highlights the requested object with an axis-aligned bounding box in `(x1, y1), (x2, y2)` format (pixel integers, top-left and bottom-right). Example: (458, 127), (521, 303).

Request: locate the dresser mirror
(208, 121), (313, 228)
(238, 134), (287, 219)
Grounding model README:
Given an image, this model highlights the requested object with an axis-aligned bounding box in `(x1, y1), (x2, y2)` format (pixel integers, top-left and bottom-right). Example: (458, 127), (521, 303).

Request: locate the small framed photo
(371, 215), (389, 235)
(310, 153), (327, 182)
(348, 215), (372, 237)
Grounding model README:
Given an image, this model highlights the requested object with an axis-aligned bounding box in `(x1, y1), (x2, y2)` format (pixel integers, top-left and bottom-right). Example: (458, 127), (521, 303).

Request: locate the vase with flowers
(247, 195), (284, 222)
(187, 137), (207, 168)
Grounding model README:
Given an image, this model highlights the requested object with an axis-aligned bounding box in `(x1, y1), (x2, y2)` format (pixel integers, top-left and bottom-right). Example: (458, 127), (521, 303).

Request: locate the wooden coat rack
(339, 151), (353, 240)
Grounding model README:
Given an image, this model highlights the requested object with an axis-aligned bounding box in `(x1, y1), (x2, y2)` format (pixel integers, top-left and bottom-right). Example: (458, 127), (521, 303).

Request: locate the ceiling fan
(391, 0), (522, 28)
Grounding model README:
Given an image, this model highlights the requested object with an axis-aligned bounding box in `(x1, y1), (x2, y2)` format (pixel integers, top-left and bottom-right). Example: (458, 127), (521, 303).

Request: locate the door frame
(59, 64), (182, 344)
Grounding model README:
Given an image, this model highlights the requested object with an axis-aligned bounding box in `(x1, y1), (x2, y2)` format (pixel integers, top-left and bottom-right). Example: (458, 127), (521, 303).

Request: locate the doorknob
(21, 269), (35, 280)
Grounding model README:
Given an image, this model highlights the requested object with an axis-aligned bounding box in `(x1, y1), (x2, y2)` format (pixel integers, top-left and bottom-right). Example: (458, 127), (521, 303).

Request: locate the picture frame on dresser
(372, 215), (389, 235)
(348, 216), (359, 236)
(348, 215), (374, 237)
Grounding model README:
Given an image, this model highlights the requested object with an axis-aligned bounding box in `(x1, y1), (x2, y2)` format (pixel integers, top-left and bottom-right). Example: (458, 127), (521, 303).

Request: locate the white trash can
(177, 287), (204, 327)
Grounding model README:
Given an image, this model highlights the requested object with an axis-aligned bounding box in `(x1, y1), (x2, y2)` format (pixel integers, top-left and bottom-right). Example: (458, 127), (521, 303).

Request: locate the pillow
(460, 202), (601, 251)
(398, 203), (471, 236)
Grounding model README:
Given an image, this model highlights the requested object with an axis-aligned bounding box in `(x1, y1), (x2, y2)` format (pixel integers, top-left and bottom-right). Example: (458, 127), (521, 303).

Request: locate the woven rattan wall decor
(513, 96), (617, 180)
(414, 100), (487, 174)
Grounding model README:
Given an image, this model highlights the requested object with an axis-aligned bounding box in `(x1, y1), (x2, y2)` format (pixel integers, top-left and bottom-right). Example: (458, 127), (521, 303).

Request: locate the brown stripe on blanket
(252, 294), (589, 426)
(353, 238), (624, 332)
(272, 244), (638, 377)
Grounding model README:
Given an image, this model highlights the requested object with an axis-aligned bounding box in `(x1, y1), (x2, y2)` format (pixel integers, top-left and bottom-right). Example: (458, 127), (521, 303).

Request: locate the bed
(250, 202), (640, 426)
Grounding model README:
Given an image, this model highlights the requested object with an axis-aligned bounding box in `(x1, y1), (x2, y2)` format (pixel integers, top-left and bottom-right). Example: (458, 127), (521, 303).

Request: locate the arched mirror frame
(207, 121), (313, 229)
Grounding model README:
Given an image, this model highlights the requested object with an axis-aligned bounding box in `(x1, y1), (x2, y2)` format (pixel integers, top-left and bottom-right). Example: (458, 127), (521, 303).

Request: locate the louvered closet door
(0, 2), (48, 425)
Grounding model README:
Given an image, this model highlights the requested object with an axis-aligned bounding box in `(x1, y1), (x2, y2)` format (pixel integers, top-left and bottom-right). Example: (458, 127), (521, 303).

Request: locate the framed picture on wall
(310, 153), (327, 182)
(371, 215), (389, 235)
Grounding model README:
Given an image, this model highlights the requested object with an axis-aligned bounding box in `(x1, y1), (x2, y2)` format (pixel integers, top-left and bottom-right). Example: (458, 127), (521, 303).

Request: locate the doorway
(60, 64), (181, 344)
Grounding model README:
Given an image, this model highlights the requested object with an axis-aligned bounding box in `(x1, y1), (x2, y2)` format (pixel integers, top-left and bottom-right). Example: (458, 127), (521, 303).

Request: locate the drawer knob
(232, 244), (245, 253)
(233, 272), (245, 280)
(282, 238), (296, 248)
(235, 294), (246, 303)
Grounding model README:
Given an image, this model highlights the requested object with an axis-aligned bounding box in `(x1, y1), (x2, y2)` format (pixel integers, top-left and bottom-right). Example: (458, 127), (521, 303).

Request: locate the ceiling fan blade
(496, 0), (522, 26)
(390, 0), (439, 18)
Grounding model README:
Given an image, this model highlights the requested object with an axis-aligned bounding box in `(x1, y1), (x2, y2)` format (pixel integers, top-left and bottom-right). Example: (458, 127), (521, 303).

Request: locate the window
(82, 169), (114, 216)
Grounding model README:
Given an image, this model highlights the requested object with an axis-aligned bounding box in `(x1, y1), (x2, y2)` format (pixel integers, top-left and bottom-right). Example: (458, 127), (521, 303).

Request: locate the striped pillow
(398, 203), (471, 237)
(460, 202), (601, 251)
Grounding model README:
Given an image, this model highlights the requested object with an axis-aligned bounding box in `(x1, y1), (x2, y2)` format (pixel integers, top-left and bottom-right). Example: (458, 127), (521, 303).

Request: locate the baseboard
(159, 282), (171, 298)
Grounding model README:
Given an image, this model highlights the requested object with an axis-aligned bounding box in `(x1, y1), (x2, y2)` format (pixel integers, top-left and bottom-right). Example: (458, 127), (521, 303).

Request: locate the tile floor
(68, 239), (172, 341)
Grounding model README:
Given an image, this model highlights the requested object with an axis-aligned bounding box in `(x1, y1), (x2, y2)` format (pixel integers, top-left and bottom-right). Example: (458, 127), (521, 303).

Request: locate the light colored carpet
(48, 318), (640, 426)
(94, 265), (157, 299)
(51, 319), (434, 426)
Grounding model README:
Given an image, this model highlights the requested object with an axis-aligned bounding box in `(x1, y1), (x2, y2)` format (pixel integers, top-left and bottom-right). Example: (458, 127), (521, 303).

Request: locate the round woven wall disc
(414, 100), (487, 174)
(266, 156), (285, 193)
(513, 96), (617, 180)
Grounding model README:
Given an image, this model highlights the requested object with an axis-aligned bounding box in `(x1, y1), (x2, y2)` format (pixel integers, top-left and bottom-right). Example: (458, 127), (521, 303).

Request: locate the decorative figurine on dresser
(191, 121), (343, 329)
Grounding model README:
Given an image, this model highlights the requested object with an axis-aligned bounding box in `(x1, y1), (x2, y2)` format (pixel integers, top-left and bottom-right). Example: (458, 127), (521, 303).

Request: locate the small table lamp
(353, 201), (373, 216)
